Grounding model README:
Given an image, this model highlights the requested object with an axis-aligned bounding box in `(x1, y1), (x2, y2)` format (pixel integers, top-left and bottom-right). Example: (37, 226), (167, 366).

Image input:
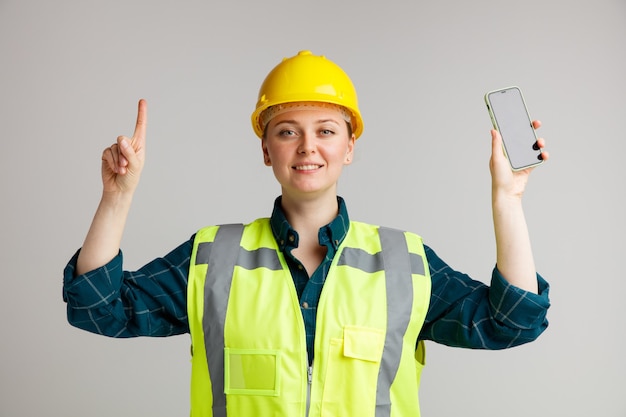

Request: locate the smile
(294, 164), (322, 170)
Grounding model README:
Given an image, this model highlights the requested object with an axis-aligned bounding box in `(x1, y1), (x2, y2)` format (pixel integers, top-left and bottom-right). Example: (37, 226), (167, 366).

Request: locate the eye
(279, 129), (297, 137)
(319, 128), (335, 136)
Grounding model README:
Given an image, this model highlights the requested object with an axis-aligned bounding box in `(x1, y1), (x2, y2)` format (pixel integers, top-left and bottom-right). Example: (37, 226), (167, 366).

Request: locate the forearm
(420, 245), (549, 349)
(76, 191), (134, 275)
(63, 238), (193, 337)
(492, 194), (538, 293)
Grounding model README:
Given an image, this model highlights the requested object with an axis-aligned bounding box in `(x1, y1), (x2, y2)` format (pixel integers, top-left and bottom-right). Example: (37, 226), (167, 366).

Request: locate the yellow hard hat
(251, 50), (363, 139)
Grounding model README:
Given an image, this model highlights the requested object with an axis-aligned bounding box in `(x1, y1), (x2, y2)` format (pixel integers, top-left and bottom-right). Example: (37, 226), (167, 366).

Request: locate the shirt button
(302, 302), (309, 309)
(298, 264), (303, 270)
(289, 234), (295, 242)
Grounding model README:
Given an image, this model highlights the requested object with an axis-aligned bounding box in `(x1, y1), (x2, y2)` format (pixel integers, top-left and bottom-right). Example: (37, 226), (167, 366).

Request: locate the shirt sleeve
(62, 237), (194, 338)
(419, 244), (550, 349)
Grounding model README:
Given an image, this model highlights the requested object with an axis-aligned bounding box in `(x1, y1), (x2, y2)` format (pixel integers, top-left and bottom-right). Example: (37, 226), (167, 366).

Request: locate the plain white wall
(1, 0), (625, 416)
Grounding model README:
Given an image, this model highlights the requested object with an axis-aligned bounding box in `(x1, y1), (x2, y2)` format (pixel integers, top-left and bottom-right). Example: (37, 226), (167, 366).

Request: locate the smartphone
(484, 86), (543, 171)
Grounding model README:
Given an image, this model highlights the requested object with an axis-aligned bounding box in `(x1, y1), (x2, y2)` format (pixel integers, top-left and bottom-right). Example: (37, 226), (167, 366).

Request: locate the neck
(280, 192), (339, 234)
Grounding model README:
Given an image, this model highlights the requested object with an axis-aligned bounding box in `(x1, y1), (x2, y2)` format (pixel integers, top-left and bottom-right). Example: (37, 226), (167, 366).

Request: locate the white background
(1, 0), (625, 416)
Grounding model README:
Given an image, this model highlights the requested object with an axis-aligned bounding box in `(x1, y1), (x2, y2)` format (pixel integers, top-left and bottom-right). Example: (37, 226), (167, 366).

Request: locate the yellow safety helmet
(251, 50), (364, 139)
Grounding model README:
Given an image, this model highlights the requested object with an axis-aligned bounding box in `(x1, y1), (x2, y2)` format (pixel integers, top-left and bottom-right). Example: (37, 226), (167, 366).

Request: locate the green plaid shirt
(63, 196), (550, 359)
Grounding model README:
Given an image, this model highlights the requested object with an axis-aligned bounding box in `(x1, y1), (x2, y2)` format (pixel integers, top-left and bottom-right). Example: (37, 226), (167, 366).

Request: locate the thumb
(491, 129), (499, 149)
(491, 129), (505, 162)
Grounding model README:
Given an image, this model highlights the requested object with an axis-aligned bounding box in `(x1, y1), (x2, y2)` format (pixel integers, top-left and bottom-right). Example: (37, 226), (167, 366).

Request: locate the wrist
(491, 191), (522, 209)
(101, 189), (134, 205)
(97, 191), (135, 220)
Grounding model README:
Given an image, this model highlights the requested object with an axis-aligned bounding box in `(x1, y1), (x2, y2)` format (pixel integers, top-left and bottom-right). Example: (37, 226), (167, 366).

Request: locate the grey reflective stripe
(198, 224), (244, 417)
(338, 247), (384, 272)
(195, 242), (213, 265)
(337, 227), (421, 416)
(338, 248), (424, 276)
(237, 247), (282, 271)
(195, 224), (282, 417)
(376, 227), (415, 417)
(410, 252), (425, 276)
(197, 244), (282, 271)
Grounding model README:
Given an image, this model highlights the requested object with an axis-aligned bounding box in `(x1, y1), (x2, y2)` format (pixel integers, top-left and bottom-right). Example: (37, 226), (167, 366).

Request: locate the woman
(63, 50), (550, 417)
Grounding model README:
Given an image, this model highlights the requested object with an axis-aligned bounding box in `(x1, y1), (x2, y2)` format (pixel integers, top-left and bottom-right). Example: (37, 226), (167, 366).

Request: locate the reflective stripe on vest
(375, 227), (418, 417)
(199, 224), (245, 417)
(190, 220), (430, 417)
(195, 224), (285, 417)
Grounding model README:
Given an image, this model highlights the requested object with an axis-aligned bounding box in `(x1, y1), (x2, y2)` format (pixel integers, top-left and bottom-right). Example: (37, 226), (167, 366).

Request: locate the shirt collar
(270, 196), (350, 252)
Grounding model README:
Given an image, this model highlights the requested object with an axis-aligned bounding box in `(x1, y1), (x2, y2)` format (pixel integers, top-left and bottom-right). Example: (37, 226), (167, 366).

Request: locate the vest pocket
(343, 325), (385, 362)
(224, 348), (281, 396)
(321, 326), (385, 416)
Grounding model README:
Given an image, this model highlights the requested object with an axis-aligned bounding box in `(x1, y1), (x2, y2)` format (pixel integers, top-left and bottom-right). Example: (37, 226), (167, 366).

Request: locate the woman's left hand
(490, 120), (549, 200)
(490, 120), (548, 293)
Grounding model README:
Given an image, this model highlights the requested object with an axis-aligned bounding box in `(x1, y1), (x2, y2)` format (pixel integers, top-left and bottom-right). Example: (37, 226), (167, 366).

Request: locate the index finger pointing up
(133, 99), (148, 141)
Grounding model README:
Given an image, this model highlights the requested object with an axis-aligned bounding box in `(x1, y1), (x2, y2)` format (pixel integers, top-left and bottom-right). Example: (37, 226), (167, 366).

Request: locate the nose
(297, 132), (316, 154)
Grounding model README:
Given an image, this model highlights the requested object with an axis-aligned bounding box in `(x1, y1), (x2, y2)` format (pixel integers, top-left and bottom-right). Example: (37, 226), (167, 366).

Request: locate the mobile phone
(484, 86), (543, 171)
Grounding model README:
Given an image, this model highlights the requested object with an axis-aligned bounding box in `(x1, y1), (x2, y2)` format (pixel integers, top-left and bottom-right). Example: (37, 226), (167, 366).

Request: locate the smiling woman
(62, 50), (550, 417)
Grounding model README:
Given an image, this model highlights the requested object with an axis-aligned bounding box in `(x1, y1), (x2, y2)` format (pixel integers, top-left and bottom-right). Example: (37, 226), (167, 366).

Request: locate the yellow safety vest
(188, 218), (431, 417)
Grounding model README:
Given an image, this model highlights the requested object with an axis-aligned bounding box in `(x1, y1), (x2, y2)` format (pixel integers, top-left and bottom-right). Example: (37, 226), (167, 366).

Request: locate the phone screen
(485, 87), (542, 171)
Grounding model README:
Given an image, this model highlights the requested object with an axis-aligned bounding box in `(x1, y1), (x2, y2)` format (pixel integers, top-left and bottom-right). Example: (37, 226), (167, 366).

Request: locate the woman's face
(262, 106), (355, 201)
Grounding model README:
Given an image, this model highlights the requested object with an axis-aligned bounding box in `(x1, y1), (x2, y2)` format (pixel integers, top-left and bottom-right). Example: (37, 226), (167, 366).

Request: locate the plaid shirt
(63, 197), (550, 357)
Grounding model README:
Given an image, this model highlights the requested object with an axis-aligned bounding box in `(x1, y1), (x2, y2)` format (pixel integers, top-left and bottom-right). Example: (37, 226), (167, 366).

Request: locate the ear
(262, 140), (272, 166)
(344, 135), (355, 165)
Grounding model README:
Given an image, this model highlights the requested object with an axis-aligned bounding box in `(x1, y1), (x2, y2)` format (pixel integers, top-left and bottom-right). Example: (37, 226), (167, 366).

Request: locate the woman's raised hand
(489, 120), (549, 200)
(101, 99), (147, 194)
(76, 99), (148, 274)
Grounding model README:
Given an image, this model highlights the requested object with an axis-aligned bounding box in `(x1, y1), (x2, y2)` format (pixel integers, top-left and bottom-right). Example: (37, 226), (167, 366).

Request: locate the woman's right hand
(101, 99), (147, 194)
(76, 99), (148, 275)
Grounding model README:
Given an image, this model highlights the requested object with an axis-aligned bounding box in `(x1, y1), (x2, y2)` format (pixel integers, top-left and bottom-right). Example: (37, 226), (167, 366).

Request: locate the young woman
(64, 50), (550, 417)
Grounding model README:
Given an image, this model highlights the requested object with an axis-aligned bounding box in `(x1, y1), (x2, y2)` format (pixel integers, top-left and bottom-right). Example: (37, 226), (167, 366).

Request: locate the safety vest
(187, 218), (431, 417)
